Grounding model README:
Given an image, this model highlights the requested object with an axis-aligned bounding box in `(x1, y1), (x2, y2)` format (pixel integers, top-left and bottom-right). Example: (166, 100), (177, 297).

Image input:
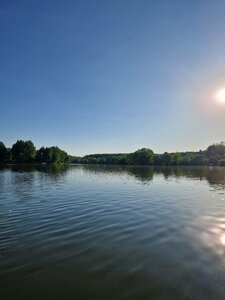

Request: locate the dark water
(0, 165), (225, 300)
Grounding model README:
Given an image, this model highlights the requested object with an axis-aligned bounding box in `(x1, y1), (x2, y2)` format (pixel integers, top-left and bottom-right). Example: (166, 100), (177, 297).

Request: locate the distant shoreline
(1, 140), (225, 167)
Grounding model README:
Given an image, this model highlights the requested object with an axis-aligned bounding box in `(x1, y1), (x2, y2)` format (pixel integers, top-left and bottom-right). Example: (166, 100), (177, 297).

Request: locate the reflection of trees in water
(0, 164), (224, 189)
(157, 166), (225, 189)
(78, 164), (154, 182)
(0, 164), (71, 182)
(126, 166), (154, 182)
(79, 165), (225, 188)
(37, 164), (71, 179)
(204, 168), (225, 189)
(0, 164), (71, 202)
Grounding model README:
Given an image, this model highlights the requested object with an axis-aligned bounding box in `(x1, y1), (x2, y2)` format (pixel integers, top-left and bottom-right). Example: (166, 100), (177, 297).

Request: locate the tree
(162, 152), (172, 165)
(0, 141), (8, 163)
(35, 147), (46, 163)
(11, 140), (36, 163)
(208, 155), (220, 166)
(117, 154), (128, 165)
(132, 148), (154, 165)
(36, 146), (69, 163)
(173, 152), (181, 165)
(206, 142), (225, 158)
(154, 154), (163, 165)
(191, 154), (207, 166)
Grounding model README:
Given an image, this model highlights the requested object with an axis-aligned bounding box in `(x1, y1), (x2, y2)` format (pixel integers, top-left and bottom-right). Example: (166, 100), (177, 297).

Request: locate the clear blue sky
(1, 0), (225, 156)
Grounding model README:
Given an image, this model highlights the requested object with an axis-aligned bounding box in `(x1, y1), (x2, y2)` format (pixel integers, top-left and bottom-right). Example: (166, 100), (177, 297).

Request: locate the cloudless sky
(1, 0), (225, 156)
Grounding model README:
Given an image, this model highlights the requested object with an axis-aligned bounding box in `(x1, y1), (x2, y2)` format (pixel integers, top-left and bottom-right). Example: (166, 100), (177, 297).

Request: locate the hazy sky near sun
(1, 0), (225, 156)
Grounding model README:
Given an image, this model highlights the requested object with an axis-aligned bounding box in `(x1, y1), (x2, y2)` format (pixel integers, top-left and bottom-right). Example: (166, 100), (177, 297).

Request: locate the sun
(215, 88), (225, 103)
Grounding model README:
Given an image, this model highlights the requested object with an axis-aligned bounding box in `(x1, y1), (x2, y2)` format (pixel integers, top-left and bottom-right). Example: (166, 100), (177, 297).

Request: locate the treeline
(0, 140), (69, 164)
(71, 143), (225, 166)
(1, 140), (225, 166)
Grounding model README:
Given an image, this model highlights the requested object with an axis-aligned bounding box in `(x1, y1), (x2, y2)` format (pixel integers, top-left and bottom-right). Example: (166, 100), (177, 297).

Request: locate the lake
(0, 164), (225, 299)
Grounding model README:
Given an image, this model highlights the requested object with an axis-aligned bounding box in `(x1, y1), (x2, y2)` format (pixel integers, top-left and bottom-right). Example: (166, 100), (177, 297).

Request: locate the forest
(73, 143), (225, 166)
(0, 140), (225, 166)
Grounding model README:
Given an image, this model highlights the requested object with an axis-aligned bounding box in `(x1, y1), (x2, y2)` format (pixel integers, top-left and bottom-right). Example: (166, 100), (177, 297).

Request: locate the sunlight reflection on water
(0, 165), (225, 300)
(221, 234), (225, 245)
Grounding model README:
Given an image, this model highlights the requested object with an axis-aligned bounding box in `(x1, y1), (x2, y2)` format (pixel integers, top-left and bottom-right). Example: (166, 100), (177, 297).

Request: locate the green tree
(117, 154), (128, 165)
(0, 141), (8, 163)
(208, 155), (220, 166)
(36, 146), (69, 163)
(35, 147), (46, 163)
(154, 154), (163, 165)
(162, 152), (172, 165)
(51, 147), (60, 163)
(11, 140), (36, 163)
(206, 142), (225, 158)
(173, 152), (181, 165)
(132, 148), (154, 165)
(191, 154), (207, 166)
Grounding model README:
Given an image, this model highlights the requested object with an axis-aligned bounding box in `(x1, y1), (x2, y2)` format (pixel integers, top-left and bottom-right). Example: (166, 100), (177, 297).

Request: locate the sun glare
(215, 88), (225, 103)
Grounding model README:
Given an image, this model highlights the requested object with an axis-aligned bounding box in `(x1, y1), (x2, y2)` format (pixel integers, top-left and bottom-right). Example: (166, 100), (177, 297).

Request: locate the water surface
(0, 165), (225, 299)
